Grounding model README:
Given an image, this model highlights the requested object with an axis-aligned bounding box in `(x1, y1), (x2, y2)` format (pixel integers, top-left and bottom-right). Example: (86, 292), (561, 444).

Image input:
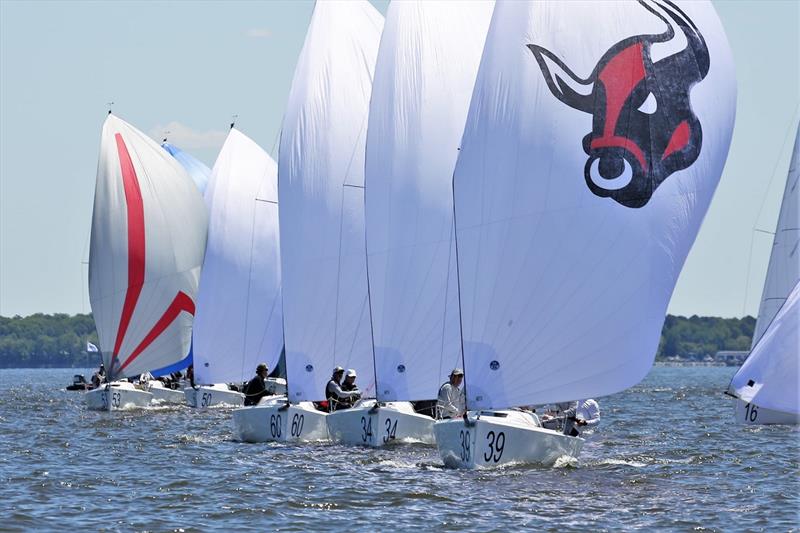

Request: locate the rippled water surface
(1, 367), (798, 531)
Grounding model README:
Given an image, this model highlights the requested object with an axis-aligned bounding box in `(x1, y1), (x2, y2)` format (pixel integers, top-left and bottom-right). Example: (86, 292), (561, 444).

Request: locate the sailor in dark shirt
(244, 363), (270, 406)
(325, 366), (360, 411)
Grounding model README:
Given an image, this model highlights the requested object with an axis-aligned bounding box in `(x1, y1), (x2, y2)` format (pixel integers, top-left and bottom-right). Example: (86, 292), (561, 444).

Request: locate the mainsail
(452, 0), (736, 409)
(278, 0), (383, 403)
(161, 142), (212, 197)
(192, 129), (283, 385)
(751, 123), (800, 348)
(365, 1), (494, 402)
(89, 115), (208, 380)
(728, 280), (800, 415)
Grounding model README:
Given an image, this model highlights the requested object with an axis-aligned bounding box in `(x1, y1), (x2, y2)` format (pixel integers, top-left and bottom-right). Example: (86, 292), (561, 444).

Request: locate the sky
(0, 0), (798, 319)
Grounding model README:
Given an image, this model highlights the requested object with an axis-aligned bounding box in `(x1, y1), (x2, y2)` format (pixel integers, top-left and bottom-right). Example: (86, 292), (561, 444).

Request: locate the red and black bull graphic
(528, 0), (709, 208)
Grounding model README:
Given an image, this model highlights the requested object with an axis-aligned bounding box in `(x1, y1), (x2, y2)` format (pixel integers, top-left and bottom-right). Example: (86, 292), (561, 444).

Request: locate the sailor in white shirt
(576, 399), (600, 426)
(437, 368), (466, 419)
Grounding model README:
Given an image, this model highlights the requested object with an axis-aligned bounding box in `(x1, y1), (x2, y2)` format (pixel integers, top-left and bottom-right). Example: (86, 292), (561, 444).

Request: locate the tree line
(0, 312), (755, 368)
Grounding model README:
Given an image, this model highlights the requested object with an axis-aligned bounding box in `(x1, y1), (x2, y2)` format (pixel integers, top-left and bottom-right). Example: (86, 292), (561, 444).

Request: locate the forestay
(193, 129), (283, 385)
(365, 1), (494, 402)
(751, 123), (800, 347)
(452, 0), (736, 409)
(89, 115), (208, 380)
(162, 142), (212, 197)
(728, 281), (800, 415)
(279, 0), (383, 403)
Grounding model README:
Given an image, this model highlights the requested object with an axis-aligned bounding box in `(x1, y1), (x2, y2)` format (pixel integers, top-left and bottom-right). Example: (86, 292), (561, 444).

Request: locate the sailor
(576, 398), (600, 426)
(325, 366), (360, 411)
(339, 369), (361, 409)
(91, 363), (106, 388)
(437, 368), (465, 419)
(243, 363), (270, 406)
(186, 365), (195, 388)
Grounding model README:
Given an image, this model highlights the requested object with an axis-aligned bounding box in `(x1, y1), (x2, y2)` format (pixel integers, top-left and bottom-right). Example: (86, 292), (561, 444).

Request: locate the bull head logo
(528, 0), (709, 208)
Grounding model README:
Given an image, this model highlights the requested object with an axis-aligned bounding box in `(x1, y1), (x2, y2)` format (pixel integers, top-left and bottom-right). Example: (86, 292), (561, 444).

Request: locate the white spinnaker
(89, 115), (208, 380)
(729, 281), (800, 415)
(752, 123), (800, 348)
(193, 129), (283, 385)
(279, 0), (383, 403)
(453, 0), (736, 409)
(365, 1), (494, 402)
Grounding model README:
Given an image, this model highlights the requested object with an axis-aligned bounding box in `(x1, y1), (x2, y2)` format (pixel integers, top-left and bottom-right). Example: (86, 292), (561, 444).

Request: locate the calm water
(1, 367), (797, 531)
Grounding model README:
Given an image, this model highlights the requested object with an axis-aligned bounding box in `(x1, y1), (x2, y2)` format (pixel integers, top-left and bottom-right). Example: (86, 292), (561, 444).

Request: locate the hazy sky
(0, 0), (798, 318)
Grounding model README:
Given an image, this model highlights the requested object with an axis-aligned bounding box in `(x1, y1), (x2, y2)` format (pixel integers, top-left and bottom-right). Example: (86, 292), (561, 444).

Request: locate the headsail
(365, 1), (494, 402)
(728, 280), (800, 415)
(192, 129), (283, 385)
(89, 115), (208, 380)
(278, 0), (383, 403)
(162, 142), (212, 197)
(751, 122), (800, 347)
(452, 0), (736, 409)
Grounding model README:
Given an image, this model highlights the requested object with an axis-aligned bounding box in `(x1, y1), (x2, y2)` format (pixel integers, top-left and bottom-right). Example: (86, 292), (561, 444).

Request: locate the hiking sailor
(437, 368), (466, 419)
(243, 363), (271, 406)
(325, 366), (361, 411)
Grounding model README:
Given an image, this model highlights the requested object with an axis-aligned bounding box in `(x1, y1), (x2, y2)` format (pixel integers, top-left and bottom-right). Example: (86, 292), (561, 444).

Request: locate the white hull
(326, 400), (435, 447)
(434, 410), (583, 469)
(734, 399), (799, 425)
(185, 384), (244, 408)
(85, 382), (154, 411)
(147, 382), (185, 405)
(232, 397), (328, 443)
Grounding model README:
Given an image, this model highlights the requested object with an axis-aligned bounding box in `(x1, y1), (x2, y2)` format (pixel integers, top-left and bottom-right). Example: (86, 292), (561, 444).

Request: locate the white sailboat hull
(147, 382), (185, 405)
(734, 399), (799, 425)
(232, 398), (328, 443)
(325, 400), (435, 447)
(434, 410), (583, 469)
(85, 382), (154, 411)
(184, 385), (244, 408)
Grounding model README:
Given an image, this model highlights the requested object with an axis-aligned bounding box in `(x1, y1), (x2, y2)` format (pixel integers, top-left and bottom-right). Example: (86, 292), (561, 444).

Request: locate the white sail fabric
(365, 1), (494, 402)
(279, 0), (383, 403)
(89, 115), (208, 380)
(161, 142), (212, 197)
(193, 129), (283, 385)
(453, 0), (736, 409)
(729, 281), (800, 415)
(752, 123), (800, 347)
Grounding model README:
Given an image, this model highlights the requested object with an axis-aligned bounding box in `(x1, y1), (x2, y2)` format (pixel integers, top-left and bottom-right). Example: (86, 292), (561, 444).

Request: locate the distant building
(715, 350), (748, 366)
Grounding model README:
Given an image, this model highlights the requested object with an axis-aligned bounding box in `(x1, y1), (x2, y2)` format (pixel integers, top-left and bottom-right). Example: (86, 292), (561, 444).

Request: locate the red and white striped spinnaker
(89, 114), (208, 380)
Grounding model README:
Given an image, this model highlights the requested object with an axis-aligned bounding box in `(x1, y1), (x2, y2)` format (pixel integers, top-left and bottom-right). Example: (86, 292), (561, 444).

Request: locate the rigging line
(363, 183), (380, 401)
(438, 220), (456, 385)
(331, 186), (347, 369)
(742, 105), (800, 316)
(451, 166), (469, 410)
(240, 197), (262, 384)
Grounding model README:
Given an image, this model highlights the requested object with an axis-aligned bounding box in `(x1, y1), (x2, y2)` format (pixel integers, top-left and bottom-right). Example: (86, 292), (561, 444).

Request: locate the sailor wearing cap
(437, 368), (466, 419)
(244, 363), (270, 406)
(325, 366), (361, 411)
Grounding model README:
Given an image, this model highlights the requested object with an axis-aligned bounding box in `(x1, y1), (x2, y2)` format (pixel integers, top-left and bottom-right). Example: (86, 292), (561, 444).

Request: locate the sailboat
(435, 0), (736, 467)
(728, 122), (799, 425)
(86, 114), (208, 411)
(141, 141), (214, 405)
(234, 0), (382, 443)
(361, 0), (494, 446)
(186, 127), (285, 410)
